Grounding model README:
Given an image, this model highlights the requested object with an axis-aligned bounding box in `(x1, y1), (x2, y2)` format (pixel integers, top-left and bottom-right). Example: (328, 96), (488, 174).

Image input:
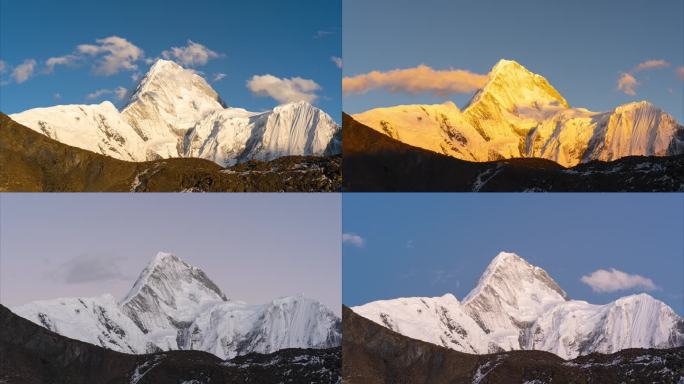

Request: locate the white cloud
(53, 93), (62, 100)
(0, 60), (6, 73)
(617, 72), (639, 96)
(161, 40), (222, 67)
(677, 67), (684, 81)
(45, 54), (80, 73)
(633, 59), (670, 72)
(342, 233), (365, 247)
(331, 56), (342, 69)
(343, 65), (488, 97)
(616, 59), (671, 96)
(247, 74), (321, 104)
(86, 86), (128, 101)
(406, 240), (414, 249)
(78, 36), (144, 75)
(131, 71), (142, 82)
(213, 73), (227, 82)
(11, 59), (36, 83)
(581, 268), (656, 293)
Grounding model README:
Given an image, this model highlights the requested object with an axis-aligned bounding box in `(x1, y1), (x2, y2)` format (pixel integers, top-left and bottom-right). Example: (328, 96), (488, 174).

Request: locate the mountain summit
(11, 252), (341, 359)
(10, 59), (341, 166)
(352, 252), (684, 359)
(353, 60), (684, 167)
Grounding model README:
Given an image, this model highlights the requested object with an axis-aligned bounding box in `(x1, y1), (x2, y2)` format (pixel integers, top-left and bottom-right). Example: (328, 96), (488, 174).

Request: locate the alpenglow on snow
(352, 252), (684, 360)
(10, 59), (341, 167)
(11, 252), (342, 360)
(353, 60), (684, 167)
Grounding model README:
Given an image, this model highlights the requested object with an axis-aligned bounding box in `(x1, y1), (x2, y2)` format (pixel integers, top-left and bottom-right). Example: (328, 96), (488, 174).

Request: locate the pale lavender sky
(0, 194), (341, 315)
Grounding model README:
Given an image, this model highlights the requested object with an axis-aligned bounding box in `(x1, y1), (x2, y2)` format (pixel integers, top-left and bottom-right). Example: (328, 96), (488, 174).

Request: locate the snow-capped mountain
(353, 60), (684, 167)
(10, 59), (341, 167)
(11, 252), (341, 359)
(352, 252), (684, 359)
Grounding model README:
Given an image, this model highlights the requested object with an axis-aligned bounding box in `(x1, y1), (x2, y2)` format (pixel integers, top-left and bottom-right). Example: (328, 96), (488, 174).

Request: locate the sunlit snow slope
(10, 60), (341, 167)
(353, 60), (684, 167)
(11, 252), (341, 359)
(352, 252), (684, 359)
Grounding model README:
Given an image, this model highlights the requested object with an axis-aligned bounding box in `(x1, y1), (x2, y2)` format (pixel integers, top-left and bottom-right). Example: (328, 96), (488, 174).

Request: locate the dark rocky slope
(342, 306), (684, 383)
(0, 113), (341, 192)
(343, 113), (684, 192)
(0, 304), (340, 383)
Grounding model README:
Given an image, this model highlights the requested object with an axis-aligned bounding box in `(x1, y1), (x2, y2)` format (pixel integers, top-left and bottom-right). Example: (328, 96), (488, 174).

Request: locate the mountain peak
(121, 252), (226, 306)
(465, 60), (569, 114)
(465, 252), (567, 303)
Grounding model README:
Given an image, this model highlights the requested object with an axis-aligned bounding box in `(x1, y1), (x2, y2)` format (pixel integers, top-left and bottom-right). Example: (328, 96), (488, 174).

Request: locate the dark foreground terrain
(342, 306), (684, 384)
(343, 114), (684, 192)
(0, 305), (341, 384)
(0, 113), (341, 192)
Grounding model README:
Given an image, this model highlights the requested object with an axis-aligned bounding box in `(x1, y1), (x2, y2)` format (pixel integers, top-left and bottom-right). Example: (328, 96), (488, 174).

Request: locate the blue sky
(0, 0), (341, 121)
(343, 194), (684, 315)
(343, 0), (684, 121)
(0, 194), (341, 315)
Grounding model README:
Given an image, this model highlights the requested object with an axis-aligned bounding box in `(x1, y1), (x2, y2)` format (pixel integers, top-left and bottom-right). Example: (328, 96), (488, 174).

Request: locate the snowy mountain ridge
(353, 59), (684, 167)
(352, 252), (684, 359)
(11, 252), (341, 359)
(10, 59), (341, 167)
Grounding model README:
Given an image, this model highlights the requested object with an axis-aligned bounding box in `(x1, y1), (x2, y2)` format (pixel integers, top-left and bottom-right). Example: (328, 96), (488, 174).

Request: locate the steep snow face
(353, 59), (684, 166)
(10, 252), (341, 359)
(121, 59), (225, 158)
(352, 251), (684, 359)
(120, 252), (227, 337)
(353, 294), (493, 353)
(11, 295), (151, 354)
(529, 294), (684, 359)
(462, 252), (567, 350)
(353, 102), (489, 161)
(9, 59), (341, 167)
(9, 101), (148, 161)
(182, 295), (342, 359)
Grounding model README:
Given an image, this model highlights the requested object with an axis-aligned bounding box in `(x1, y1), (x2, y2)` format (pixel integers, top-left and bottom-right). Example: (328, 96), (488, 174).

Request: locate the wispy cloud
(617, 59), (671, 96)
(617, 73), (639, 96)
(53, 93), (62, 100)
(342, 233), (365, 247)
(78, 36), (144, 75)
(633, 59), (670, 72)
(0, 60), (6, 74)
(11, 59), (36, 84)
(677, 67), (684, 81)
(45, 54), (80, 73)
(247, 74), (320, 104)
(86, 86), (128, 101)
(343, 64), (488, 97)
(406, 240), (414, 249)
(161, 40), (222, 67)
(431, 269), (459, 286)
(581, 268), (656, 293)
(212, 73), (227, 82)
(314, 30), (333, 39)
(331, 56), (342, 69)
(51, 254), (130, 284)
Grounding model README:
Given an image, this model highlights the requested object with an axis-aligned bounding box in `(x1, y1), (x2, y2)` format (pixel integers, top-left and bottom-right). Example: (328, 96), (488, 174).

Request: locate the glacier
(352, 252), (684, 360)
(11, 252), (341, 360)
(10, 59), (341, 167)
(353, 59), (684, 167)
